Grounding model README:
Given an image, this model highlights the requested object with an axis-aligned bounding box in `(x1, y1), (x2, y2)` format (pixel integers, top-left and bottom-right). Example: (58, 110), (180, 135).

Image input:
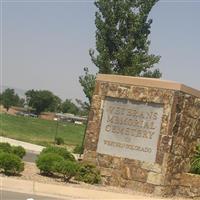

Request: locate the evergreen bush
(73, 145), (84, 154)
(54, 137), (64, 145)
(191, 144), (200, 175)
(0, 142), (12, 153)
(0, 143), (26, 158)
(75, 162), (101, 184)
(55, 160), (79, 182)
(12, 146), (26, 158)
(36, 152), (64, 175)
(0, 152), (24, 175)
(41, 146), (75, 161)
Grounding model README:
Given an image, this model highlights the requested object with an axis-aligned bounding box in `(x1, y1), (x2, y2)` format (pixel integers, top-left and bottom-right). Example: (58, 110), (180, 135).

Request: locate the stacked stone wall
(83, 77), (200, 197)
(166, 92), (200, 197)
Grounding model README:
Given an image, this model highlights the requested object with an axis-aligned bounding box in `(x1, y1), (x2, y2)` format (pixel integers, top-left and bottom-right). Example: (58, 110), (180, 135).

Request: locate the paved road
(23, 151), (38, 163)
(23, 151), (81, 163)
(0, 190), (72, 200)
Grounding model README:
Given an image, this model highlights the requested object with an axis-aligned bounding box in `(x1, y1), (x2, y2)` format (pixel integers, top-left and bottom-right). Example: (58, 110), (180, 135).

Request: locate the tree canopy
(1, 88), (21, 111)
(25, 90), (61, 114)
(61, 99), (79, 115)
(80, 0), (161, 103)
(60, 99), (89, 116)
(79, 68), (96, 104)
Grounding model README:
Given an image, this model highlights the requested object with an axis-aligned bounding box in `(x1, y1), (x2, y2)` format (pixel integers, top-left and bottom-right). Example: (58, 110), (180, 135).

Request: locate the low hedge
(0, 152), (24, 175)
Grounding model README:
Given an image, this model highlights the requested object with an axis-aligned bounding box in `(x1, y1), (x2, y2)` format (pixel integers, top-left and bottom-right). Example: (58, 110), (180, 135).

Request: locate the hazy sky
(1, 0), (200, 101)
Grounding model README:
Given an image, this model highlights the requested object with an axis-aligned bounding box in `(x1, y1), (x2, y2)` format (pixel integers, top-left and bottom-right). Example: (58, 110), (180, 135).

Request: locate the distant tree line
(0, 88), (88, 116)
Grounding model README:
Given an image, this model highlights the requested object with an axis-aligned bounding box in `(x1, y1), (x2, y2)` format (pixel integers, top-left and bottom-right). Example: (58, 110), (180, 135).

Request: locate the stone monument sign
(83, 74), (200, 197)
(97, 97), (163, 162)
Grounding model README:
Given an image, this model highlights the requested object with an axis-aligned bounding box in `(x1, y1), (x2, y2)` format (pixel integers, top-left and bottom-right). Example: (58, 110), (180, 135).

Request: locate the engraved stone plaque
(97, 97), (163, 163)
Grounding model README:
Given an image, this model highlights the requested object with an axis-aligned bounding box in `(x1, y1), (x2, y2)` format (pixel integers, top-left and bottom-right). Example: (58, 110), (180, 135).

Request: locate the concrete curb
(0, 177), (147, 200)
(0, 177), (189, 200)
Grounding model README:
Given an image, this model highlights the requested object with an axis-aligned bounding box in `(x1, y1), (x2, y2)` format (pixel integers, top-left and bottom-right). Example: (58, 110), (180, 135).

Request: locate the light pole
(54, 117), (59, 145)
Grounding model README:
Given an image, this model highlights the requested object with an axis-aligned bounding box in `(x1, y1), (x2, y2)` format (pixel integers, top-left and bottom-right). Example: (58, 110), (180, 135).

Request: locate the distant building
(55, 113), (87, 124)
(2, 106), (35, 116)
(39, 112), (55, 120)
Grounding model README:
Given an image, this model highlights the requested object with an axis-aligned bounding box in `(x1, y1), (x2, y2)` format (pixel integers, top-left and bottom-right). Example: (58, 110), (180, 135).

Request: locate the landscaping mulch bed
(0, 162), (191, 200)
(0, 162), (130, 193)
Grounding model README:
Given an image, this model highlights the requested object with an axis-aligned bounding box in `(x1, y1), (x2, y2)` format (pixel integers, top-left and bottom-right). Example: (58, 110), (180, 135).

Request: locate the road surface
(23, 151), (38, 163)
(0, 190), (72, 200)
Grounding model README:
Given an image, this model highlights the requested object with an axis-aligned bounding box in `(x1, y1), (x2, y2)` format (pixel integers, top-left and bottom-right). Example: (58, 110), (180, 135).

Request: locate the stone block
(121, 165), (148, 182)
(141, 162), (162, 173)
(97, 154), (113, 168)
(100, 167), (112, 177)
(131, 86), (148, 101)
(126, 180), (155, 194)
(147, 172), (164, 185)
(154, 186), (171, 196)
(179, 173), (200, 188)
(91, 95), (102, 110)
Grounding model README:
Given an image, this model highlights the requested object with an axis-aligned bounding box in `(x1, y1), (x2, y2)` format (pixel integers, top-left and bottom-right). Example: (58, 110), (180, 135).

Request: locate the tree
(18, 98), (25, 107)
(75, 98), (90, 116)
(48, 95), (62, 113)
(61, 99), (79, 115)
(1, 88), (20, 111)
(79, 67), (96, 104)
(25, 90), (61, 114)
(80, 0), (161, 103)
(0, 93), (2, 104)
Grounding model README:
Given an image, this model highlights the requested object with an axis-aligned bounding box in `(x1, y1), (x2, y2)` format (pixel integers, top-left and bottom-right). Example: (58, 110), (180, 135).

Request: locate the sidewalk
(0, 177), (135, 199)
(0, 136), (81, 159)
(0, 136), (44, 153)
(0, 177), (187, 200)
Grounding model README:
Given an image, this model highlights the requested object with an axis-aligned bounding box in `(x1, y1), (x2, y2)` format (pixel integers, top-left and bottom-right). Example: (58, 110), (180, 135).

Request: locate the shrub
(191, 144), (200, 175)
(75, 162), (101, 184)
(0, 152), (24, 175)
(0, 143), (26, 158)
(0, 142), (12, 153)
(54, 137), (64, 145)
(41, 146), (75, 161)
(73, 145), (84, 154)
(55, 160), (79, 182)
(12, 146), (26, 158)
(36, 152), (64, 175)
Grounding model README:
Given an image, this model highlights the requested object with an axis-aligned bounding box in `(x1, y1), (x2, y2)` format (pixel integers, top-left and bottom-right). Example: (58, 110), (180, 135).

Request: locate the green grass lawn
(0, 113), (85, 147)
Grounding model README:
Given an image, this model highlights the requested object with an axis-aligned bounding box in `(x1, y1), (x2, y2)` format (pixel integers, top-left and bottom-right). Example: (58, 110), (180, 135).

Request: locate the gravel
(0, 162), (190, 200)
